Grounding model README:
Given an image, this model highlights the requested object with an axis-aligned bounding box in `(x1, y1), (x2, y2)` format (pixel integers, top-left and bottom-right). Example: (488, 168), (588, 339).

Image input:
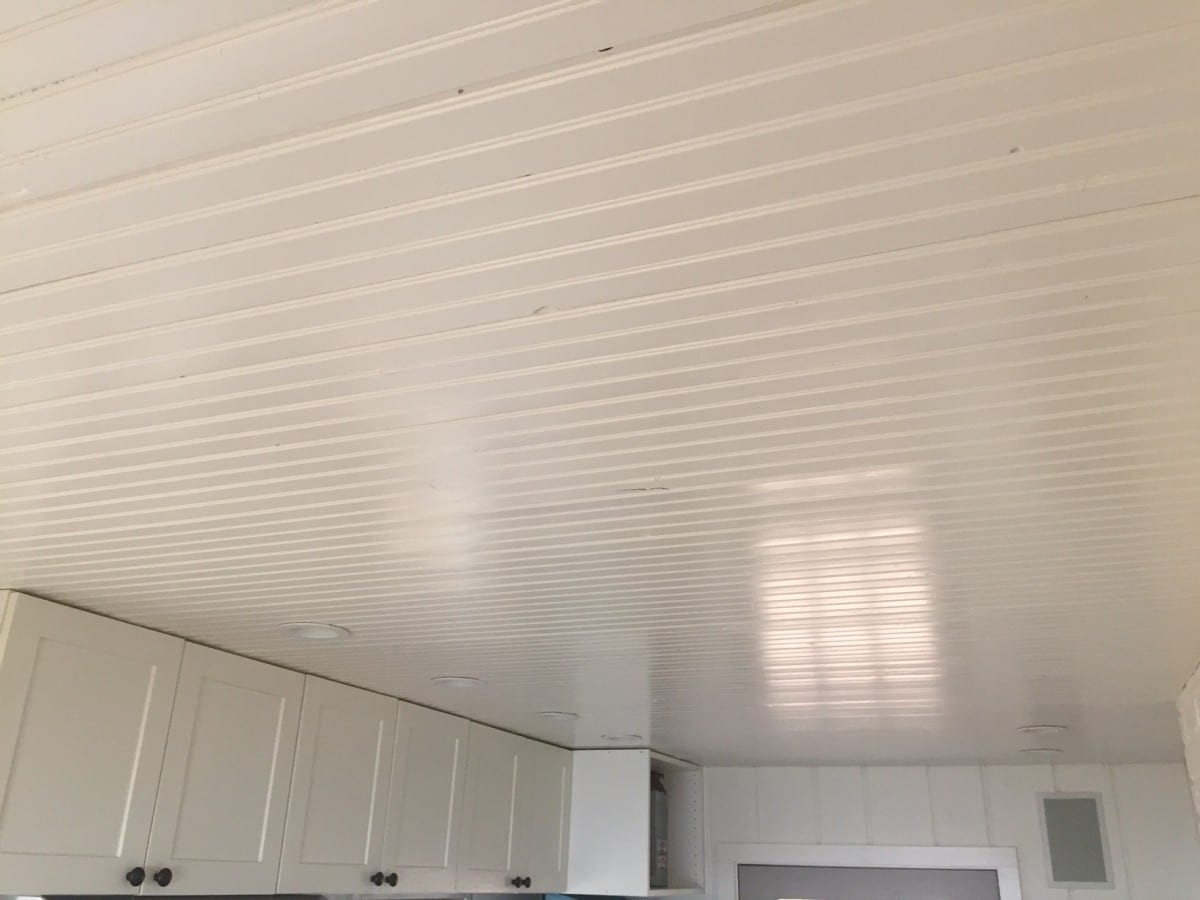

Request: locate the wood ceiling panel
(3, 0), (1200, 764)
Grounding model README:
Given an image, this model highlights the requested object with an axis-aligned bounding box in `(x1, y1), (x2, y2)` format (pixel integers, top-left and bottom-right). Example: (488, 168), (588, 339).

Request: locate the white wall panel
(706, 768), (759, 844)
(706, 764), (1200, 900)
(929, 766), (989, 847)
(815, 768), (867, 845)
(755, 768), (817, 845)
(1112, 764), (1200, 900)
(983, 765), (1066, 900)
(865, 767), (934, 846)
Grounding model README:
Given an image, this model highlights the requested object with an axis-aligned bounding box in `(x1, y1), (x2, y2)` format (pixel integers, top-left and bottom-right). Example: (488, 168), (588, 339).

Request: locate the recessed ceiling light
(1020, 746), (1065, 754)
(536, 710), (580, 721)
(277, 622), (351, 641)
(601, 733), (643, 743)
(431, 675), (483, 688)
(1018, 724), (1068, 735)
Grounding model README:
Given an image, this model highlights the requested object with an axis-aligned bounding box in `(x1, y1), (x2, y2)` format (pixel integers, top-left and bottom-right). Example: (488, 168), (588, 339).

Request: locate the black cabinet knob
(385, 873), (399, 887)
(153, 867), (173, 887)
(370, 871), (385, 886)
(125, 867), (146, 887)
(510, 876), (532, 888)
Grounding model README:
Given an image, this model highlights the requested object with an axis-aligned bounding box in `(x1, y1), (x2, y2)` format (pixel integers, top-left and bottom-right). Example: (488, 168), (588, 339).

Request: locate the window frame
(717, 842), (1022, 900)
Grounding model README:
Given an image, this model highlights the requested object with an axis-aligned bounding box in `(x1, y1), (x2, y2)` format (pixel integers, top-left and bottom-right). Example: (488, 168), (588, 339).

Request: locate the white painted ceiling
(2, 0), (1200, 765)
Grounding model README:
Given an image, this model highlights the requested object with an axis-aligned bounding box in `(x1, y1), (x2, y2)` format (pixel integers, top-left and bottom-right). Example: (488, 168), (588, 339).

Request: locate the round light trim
(536, 710), (580, 721)
(1020, 746), (1065, 754)
(277, 622), (351, 641)
(601, 733), (644, 743)
(431, 675), (483, 688)
(1018, 724), (1068, 735)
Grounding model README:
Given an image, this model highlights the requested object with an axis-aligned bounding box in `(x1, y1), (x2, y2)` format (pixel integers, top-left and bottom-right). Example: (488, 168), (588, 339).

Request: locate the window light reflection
(755, 469), (943, 720)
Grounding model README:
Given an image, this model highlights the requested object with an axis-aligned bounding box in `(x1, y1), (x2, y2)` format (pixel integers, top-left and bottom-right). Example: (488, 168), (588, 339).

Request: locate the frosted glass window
(1040, 794), (1112, 887)
(738, 863), (1002, 900)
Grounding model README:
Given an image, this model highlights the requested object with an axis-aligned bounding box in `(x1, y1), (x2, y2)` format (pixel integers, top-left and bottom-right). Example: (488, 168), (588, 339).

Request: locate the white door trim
(717, 842), (1022, 900)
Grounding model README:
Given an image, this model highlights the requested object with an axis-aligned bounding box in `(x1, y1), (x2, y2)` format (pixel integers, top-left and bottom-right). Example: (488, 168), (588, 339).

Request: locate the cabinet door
(513, 739), (572, 893)
(277, 677), (397, 893)
(380, 703), (469, 891)
(144, 644), (303, 894)
(455, 724), (521, 892)
(0, 592), (183, 895)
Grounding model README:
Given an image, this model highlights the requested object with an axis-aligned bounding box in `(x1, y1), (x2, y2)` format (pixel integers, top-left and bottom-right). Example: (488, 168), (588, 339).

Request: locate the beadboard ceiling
(3, 0), (1200, 765)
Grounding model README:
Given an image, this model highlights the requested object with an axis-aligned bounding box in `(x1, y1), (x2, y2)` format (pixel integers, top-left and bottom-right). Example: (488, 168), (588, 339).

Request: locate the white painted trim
(716, 841), (1022, 900)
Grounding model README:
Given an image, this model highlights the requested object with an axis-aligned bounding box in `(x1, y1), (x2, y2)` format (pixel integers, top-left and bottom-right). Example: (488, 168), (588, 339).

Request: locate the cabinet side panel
(566, 749), (648, 896)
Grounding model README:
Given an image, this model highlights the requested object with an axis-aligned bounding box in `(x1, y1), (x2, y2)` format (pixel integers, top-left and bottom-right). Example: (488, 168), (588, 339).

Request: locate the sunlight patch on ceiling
(754, 468), (943, 720)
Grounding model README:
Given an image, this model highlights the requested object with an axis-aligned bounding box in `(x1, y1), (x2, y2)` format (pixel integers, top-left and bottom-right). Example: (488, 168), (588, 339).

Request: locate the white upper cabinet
(277, 676), (398, 894)
(380, 702), (469, 891)
(0, 591), (184, 896)
(456, 724), (572, 894)
(144, 643), (304, 894)
(456, 724), (522, 892)
(514, 740), (572, 894)
(0, 593), (578, 897)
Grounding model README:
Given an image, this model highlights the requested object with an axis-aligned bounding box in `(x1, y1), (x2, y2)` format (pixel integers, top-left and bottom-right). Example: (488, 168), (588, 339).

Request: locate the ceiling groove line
(0, 0), (121, 43)
(6, 484), (1178, 560)
(6, 199), (1197, 430)
(2, 434), (1161, 525)
(56, 561), (1161, 619)
(6, 238), (1193, 422)
(5, 199), (1195, 415)
(8, 478), (1176, 554)
(6, 112), (1192, 304)
(4, 491), (1181, 566)
(1, 288), (1187, 458)
(13, 178), (1187, 356)
(44, 556), (1168, 618)
(20, 514), (1173, 587)
(0, 0), (854, 193)
(3, 0), (1069, 197)
(3, 361), (1171, 502)
(3, 0), (618, 192)
(2, 439), (1176, 532)
(20, 518), (1169, 580)
(142, 599), (1156, 635)
(0, 370), (1176, 499)
(5, 265), (1194, 445)
(1, 480), (1175, 558)
(4, 2), (854, 222)
(0, 348), (1182, 504)
(7, 24), (1180, 267)
(28, 565), (941, 599)
(2, 368), (1178, 510)
(0, 0), (367, 106)
(9, 85), (1175, 304)
(0, 319), (1179, 475)
(49, 598), (1143, 635)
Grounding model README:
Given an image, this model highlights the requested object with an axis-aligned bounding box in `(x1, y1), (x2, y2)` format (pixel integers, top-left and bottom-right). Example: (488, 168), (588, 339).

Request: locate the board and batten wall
(704, 764), (1200, 900)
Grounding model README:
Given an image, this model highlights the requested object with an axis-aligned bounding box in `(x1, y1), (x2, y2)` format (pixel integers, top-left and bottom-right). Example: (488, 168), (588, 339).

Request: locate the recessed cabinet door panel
(514, 740), (572, 894)
(456, 724), (521, 892)
(381, 703), (468, 891)
(145, 644), (303, 894)
(0, 592), (183, 895)
(278, 677), (397, 894)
